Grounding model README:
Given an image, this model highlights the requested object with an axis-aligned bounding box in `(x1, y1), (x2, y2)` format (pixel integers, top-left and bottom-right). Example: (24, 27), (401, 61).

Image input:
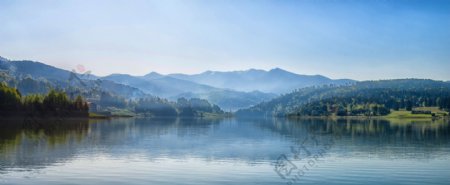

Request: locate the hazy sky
(1, 0), (449, 80)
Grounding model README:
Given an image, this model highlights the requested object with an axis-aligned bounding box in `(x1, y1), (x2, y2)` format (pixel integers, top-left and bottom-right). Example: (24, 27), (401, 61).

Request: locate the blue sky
(1, 0), (449, 80)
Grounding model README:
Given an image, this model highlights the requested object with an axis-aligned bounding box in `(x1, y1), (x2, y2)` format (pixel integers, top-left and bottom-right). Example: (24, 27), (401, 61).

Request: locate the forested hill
(235, 79), (450, 117)
(0, 57), (227, 117)
(0, 82), (89, 117)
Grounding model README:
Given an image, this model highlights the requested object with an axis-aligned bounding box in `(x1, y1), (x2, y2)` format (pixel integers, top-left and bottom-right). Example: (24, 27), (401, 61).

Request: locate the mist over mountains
(100, 73), (277, 110)
(168, 68), (354, 94)
(0, 56), (355, 110)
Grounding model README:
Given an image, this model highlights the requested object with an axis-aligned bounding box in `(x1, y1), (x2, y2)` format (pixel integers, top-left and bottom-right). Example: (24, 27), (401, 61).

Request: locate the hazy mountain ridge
(171, 90), (276, 111)
(169, 68), (355, 94)
(102, 73), (216, 97)
(1, 59), (69, 81)
(1, 56), (358, 111)
(101, 73), (277, 110)
(0, 57), (230, 116)
(0, 57), (147, 98)
(0, 56), (276, 110)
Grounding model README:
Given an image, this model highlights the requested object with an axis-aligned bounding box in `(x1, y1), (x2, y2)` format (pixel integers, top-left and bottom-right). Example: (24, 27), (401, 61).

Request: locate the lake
(1, 117), (449, 185)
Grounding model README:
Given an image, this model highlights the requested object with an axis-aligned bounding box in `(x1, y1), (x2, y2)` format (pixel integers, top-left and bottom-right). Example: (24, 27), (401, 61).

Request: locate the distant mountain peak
(167, 67), (354, 94)
(0, 56), (9, 62)
(106, 73), (133, 78)
(143, 71), (164, 78)
(268, 67), (290, 73)
(269, 67), (284, 71)
(244, 68), (265, 74)
(202, 70), (216, 75)
(199, 68), (267, 75)
(267, 67), (301, 78)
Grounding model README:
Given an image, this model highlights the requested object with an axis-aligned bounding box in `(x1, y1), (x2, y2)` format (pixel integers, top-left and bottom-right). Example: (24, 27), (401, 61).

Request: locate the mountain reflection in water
(0, 117), (449, 185)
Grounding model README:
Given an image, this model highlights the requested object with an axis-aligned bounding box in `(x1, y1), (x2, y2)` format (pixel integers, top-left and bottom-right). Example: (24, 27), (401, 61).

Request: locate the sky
(0, 0), (449, 80)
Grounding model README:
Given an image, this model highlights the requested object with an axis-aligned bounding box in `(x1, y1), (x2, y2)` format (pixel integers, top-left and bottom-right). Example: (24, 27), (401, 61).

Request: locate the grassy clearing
(414, 107), (448, 115)
(88, 112), (109, 119)
(384, 110), (432, 119)
(198, 112), (232, 119)
(384, 107), (448, 119)
(88, 109), (135, 119)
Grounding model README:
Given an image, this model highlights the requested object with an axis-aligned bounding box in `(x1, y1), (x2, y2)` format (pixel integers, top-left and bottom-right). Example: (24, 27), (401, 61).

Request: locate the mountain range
(0, 57), (147, 99)
(1, 56), (356, 110)
(168, 68), (354, 94)
(100, 73), (277, 110)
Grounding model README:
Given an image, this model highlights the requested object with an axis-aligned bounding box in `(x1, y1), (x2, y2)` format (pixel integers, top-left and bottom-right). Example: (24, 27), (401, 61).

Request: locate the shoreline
(286, 115), (449, 121)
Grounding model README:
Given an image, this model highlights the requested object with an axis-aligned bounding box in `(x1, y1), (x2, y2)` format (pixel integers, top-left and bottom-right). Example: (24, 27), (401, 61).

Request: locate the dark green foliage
(17, 77), (52, 95)
(292, 98), (391, 117)
(0, 83), (89, 117)
(135, 97), (178, 117)
(134, 97), (224, 117)
(440, 97), (450, 110)
(2, 78), (223, 118)
(22, 94), (44, 113)
(176, 97), (224, 117)
(0, 82), (22, 111)
(236, 79), (450, 117)
(176, 97), (195, 117)
(99, 92), (127, 108)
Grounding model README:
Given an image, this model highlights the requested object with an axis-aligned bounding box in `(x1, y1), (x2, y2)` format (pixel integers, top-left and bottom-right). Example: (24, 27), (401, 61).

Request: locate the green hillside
(236, 79), (450, 117)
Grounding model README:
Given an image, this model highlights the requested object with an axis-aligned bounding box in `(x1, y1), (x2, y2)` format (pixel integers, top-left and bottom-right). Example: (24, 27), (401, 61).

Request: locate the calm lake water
(1, 117), (449, 185)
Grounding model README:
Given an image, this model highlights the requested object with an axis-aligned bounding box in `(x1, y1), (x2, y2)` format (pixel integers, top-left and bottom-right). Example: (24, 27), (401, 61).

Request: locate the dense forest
(84, 90), (225, 117)
(1, 70), (226, 117)
(0, 82), (89, 117)
(1, 58), (279, 111)
(135, 97), (224, 117)
(4, 57), (450, 119)
(236, 79), (450, 117)
(0, 82), (227, 118)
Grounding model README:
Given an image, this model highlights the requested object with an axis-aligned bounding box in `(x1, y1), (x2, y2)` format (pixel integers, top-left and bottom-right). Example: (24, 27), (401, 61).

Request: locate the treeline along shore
(0, 82), (89, 118)
(0, 82), (227, 119)
(236, 79), (450, 118)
